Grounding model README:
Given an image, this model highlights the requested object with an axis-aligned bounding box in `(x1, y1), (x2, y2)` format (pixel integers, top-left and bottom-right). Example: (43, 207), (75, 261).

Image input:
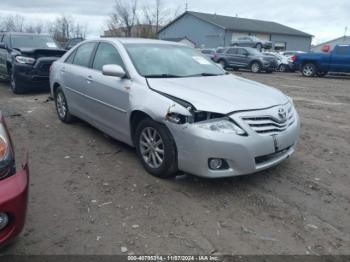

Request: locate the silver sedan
(50, 38), (300, 178)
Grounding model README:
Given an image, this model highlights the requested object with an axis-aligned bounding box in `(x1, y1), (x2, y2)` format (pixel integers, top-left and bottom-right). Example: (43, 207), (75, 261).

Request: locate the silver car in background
(50, 38), (300, 178)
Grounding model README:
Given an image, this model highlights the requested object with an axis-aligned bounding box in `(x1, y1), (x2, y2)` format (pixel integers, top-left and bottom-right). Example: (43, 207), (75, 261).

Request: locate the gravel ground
(0, 72), (349, 255)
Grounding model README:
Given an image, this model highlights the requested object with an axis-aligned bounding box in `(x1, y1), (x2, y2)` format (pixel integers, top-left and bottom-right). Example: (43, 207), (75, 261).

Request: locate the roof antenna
(185, 0), (189, 11)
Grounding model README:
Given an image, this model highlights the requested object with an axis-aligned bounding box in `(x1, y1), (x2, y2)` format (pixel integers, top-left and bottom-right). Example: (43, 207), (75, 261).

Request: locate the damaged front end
(162, 93), (247, 136)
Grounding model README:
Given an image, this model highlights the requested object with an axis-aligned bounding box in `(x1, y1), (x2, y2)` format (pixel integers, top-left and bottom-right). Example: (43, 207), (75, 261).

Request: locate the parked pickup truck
(0, 32), (66, 94)
(295, 45), (350, 77)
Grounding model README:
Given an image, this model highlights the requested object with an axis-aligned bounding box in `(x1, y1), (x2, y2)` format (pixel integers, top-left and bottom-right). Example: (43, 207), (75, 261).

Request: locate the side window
(237, 48), (248, 55)
(226, 48), (237, 55)
(72, 42), (96, 67)
(92, 42), (125, 71)
(334, 46), (348, 55)
(65, 50), (76, 64)
(3, 35), (10, 47)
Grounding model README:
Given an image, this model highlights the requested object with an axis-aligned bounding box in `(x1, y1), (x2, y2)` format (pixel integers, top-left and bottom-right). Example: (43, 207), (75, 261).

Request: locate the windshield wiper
(145, 74), (183, 78)
(188, 73), (224, 77)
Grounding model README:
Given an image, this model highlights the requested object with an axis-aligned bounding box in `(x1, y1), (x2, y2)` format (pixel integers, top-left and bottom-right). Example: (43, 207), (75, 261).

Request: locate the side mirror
(0, 43), (6, 49)
(102, 64), (126, 78)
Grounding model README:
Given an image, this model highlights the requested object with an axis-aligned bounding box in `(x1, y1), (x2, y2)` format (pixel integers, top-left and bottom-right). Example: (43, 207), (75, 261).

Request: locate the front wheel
(10, 70), (25, 94)
(54, 87), (75, 123)
(251, 62), (261, 73)
(278, 64), (287, 72)
(302, 63), (316, 77)
(135, 118), (178, 178)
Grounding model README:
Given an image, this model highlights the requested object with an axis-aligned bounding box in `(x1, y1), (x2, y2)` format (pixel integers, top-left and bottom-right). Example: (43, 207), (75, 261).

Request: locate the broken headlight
(196, 118), (247, 135)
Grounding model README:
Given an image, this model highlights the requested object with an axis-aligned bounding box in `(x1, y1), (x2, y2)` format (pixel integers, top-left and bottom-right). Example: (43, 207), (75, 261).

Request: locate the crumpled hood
(148, 74), (289, 114)
(16, 48), (66, 57)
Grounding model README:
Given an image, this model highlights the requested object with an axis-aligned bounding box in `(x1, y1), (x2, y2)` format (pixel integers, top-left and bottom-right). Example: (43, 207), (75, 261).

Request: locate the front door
(86, 42), (131, 141)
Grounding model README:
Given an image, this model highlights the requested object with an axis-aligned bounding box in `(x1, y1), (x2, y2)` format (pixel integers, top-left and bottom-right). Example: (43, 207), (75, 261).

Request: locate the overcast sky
(0, 0), (349, 45)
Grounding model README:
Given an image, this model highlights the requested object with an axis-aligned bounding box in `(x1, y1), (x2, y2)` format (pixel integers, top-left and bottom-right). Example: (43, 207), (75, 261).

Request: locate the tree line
(0, 14), (87, 43)
(106, 0), (181, 38)
(0, 0), (182, 41)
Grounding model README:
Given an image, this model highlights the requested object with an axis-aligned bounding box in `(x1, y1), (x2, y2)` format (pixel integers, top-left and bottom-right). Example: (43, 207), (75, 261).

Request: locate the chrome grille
(242, 103), (295, 135)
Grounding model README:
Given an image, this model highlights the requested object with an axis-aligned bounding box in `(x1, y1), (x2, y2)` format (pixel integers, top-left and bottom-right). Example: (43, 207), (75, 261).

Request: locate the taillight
(291, 55), (297, 62)
(0, 117), (15, 180)
(0, 136), (8, 161)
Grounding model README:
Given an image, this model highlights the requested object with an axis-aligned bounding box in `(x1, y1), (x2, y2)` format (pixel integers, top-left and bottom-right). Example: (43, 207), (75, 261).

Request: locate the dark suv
(0, 32), (66, 94)
(216, 47), (277, 73)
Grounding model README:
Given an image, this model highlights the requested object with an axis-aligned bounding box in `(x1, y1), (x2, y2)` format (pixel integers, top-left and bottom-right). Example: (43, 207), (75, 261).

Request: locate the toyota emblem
(278, 108), (287, 121)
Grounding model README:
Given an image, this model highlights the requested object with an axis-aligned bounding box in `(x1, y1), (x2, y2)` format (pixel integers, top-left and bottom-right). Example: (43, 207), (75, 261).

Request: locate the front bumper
(0, 160), (29, 248)
(13, 57), (57, 88)
(168, 106), (300, 178)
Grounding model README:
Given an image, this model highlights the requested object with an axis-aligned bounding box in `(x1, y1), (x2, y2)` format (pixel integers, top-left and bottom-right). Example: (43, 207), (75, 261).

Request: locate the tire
(256, 43), (262, 51)
(302, 63), (316, 77)
(135, 118), (178, 178)
(10, 69), (25, 94)
(54, 87), (75, 123)
(278, 64), (287, 72)
(250, 61), (262, 73)
(218, 59), (228, 70)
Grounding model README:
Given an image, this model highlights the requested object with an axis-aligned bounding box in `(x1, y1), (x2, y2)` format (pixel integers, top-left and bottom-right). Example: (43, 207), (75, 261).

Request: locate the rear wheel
(302, 63), (316, 77)
(135, 118), (177, 178)
(251, 61), (262, 73)
(54, 87), (75, 123)
(10, 70), (25, 94)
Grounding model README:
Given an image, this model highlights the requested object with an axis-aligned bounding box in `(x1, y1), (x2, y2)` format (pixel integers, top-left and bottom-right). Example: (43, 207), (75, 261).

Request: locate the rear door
(85, 41), (131, 140)
(61, 42), (97, 119)
(329, 46), (350, 72)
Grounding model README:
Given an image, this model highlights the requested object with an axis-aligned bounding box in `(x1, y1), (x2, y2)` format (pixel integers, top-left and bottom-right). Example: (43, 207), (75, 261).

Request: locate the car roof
(96, 37), (185, 46)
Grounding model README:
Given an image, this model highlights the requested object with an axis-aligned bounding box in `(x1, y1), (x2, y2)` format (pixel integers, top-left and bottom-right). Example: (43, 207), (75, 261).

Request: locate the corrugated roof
(160, 11), (312, 37)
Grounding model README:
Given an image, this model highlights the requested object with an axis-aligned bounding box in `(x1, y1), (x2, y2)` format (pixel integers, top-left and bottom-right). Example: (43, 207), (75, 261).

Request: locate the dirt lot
(0, 72), (349, 255)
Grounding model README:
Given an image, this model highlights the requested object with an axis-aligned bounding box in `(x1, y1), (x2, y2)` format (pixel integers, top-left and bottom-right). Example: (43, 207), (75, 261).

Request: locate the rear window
(226, 48), (237, 54)
(334, 46), (349, 55)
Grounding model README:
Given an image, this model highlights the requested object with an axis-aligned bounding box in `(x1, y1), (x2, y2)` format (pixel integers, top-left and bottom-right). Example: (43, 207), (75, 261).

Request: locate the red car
(0, 112), (29, 248)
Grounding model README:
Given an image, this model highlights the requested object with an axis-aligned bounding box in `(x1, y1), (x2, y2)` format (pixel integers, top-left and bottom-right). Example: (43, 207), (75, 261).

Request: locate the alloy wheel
(251, 62), (260, 73)
(139, 127), (164, 169)
(56, 92), (67, 119)
(303, 65), (314, 76)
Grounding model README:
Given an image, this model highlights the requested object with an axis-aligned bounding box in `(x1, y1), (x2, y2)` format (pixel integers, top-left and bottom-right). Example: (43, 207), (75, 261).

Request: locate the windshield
(11, 35), (58, 49)
(125, 44), (225, 78)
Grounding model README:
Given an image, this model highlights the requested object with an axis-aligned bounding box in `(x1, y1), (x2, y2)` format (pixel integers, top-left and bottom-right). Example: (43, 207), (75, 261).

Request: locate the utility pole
(345, 26), (348, 37)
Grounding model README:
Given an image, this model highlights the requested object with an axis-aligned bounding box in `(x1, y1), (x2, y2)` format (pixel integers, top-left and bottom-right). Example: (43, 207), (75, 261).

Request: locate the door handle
(86, 75), (93, 84)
